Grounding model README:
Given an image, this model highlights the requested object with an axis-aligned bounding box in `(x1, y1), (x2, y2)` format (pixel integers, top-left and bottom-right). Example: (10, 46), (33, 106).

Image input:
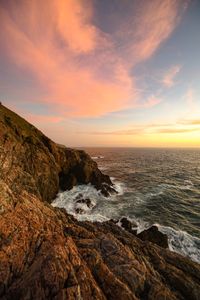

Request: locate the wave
(177, 180), (194, 191)
(157, 224), (200, 263)
(52, 181), (200, 264)
(145, 181), (196, 199)
(91, 156), (104, 160)
(133, 218), (200, 263)
(99, 166), (108, 171)
(52, 179), (125, 220)
(115, 217), (200, 263)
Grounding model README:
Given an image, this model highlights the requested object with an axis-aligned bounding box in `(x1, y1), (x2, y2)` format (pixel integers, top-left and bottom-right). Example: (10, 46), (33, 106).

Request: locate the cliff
(0, 104), (200, 300)
(0, 104), (114, 202)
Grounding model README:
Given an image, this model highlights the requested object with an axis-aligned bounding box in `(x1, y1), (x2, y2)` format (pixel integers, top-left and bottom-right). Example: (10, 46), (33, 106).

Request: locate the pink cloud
(26, 114), (63, 124)
(117, 1), (189, 64)
(0, 0), (189, 117)
(162, 65), (182, 87)
(140, 96), (161, 108)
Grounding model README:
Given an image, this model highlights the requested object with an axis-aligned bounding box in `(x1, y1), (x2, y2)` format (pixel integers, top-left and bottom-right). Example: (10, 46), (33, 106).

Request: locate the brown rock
(0, 104), (200, 299)
(120, 217), (137, 235)
(0, 104), (116, 202)
(137, 225), (168, 248)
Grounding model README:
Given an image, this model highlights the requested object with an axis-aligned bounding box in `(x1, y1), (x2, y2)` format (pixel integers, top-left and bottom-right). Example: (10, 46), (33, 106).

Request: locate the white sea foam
(52, 181), (200, 264)
(118, 216), (200, 263)
(113, 181), (125, 195)
(157, 224), (200, 263)
(52, 184), (101, 217)
(146, 184), (173, 199)
(177, 180), (194, 190)
(135, 220), (200, 263)
(91, 156), (104, 160)
(99, 166), (108, 171)
(52, 179), (125, 221)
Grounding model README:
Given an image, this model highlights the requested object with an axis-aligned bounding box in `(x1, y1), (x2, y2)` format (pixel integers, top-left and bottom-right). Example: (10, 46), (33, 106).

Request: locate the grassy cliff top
(0, 104), (47, 142)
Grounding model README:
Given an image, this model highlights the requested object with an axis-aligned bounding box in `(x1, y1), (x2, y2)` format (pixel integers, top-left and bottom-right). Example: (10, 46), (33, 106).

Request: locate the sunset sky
(0, 0), (200, 147)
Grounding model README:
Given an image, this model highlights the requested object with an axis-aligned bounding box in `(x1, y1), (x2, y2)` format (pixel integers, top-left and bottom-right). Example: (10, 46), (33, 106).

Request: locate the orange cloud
(81, 119), (200, 136)
(180, 119), (200, 125)
(26, 114), (63, 124)
(162, 65), (181, 87)
(0, 0), (189, 117)
(88, 125), (200, 136)
(156, 127), (200, 134)
(55, 0), (97, 53)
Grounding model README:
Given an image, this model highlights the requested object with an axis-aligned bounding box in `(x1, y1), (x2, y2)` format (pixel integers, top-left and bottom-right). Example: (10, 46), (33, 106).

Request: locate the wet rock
(120, 217), (137, 235)
(75, 193), (83, 200)
(0, 104), (200, 300)
(101, 183), (117, 197)
(75, 208), (85, 214)
(137, 225), (168, 248)
(76, 198), (93, 209)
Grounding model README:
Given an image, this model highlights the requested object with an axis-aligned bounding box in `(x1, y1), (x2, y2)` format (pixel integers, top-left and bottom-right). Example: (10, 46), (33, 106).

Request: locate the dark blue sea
(53, 148), (200, 263)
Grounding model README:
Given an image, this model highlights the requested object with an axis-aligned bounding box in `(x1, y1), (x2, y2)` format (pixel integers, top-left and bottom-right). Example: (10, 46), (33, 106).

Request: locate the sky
(0, 0), (200, 147)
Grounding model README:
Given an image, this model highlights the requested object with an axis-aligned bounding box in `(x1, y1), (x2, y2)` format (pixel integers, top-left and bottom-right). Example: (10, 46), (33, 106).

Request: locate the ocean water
(52, 148), (200, 263)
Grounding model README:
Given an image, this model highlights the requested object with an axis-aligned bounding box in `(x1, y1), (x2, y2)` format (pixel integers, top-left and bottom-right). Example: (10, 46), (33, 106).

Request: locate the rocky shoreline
(0, 104), (200, 299)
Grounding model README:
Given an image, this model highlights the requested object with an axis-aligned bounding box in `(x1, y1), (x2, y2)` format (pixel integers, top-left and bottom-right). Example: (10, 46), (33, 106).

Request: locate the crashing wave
(52, 181), (200, 264)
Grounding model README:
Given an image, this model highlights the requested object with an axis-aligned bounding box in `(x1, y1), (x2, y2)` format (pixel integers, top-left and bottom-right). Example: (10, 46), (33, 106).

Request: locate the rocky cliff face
(0, 105), (114, 202)
(0, 104), (200, 300)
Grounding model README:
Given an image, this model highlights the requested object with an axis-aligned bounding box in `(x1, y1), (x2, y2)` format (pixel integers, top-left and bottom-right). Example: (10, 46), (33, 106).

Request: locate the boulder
(120, 217), (137, 235)
(75, 207), (85, 214)
(76, 198), (93, 209)
(137, 225), (168, 248)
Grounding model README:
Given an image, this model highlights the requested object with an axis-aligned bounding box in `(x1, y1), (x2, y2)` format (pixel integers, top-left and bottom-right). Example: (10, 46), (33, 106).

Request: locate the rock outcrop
(137, 225), (168, 249)
(0, 104), (200, 300)
(0, 104), (115, 202)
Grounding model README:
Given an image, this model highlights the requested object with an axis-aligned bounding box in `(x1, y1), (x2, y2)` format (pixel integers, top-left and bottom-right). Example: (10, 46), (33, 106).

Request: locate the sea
(52, 148), (200, 263)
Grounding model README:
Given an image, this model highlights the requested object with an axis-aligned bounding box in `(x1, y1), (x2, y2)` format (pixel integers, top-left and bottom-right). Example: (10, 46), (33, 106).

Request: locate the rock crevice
(0, 104), (200, 299)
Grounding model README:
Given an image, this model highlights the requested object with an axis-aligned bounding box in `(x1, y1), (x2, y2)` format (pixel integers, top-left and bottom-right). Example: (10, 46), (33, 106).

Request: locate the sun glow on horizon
(0, 0), (200, 147)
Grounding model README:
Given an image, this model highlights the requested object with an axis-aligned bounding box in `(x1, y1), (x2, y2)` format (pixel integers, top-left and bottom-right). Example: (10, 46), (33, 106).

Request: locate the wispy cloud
(89, 127), (145, 136)
(183, 87), (198, 114)
(126, 1), (188, 64)
(180, 119), (200, 125)
(156, 127), (199, 133)
(162, 65), (182, 87)
(0, 0), (189, 117)
(83, 119), (200, 136)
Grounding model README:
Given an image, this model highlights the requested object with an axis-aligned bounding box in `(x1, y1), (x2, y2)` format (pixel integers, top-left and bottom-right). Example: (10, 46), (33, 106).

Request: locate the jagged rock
(120, 217), (137, 235)
(0, 105), (200, 299)
(137, 225), (168, 248)
(76, 198), (93, 209)
(75, 207), (85, 214)
(0, 104), (115, 202)
(101, 183), (117, 197)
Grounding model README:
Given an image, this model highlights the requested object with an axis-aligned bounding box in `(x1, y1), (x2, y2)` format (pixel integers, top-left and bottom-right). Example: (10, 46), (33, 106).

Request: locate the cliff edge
(0, 104), (114, 203)
(0, 105), (200, 300)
